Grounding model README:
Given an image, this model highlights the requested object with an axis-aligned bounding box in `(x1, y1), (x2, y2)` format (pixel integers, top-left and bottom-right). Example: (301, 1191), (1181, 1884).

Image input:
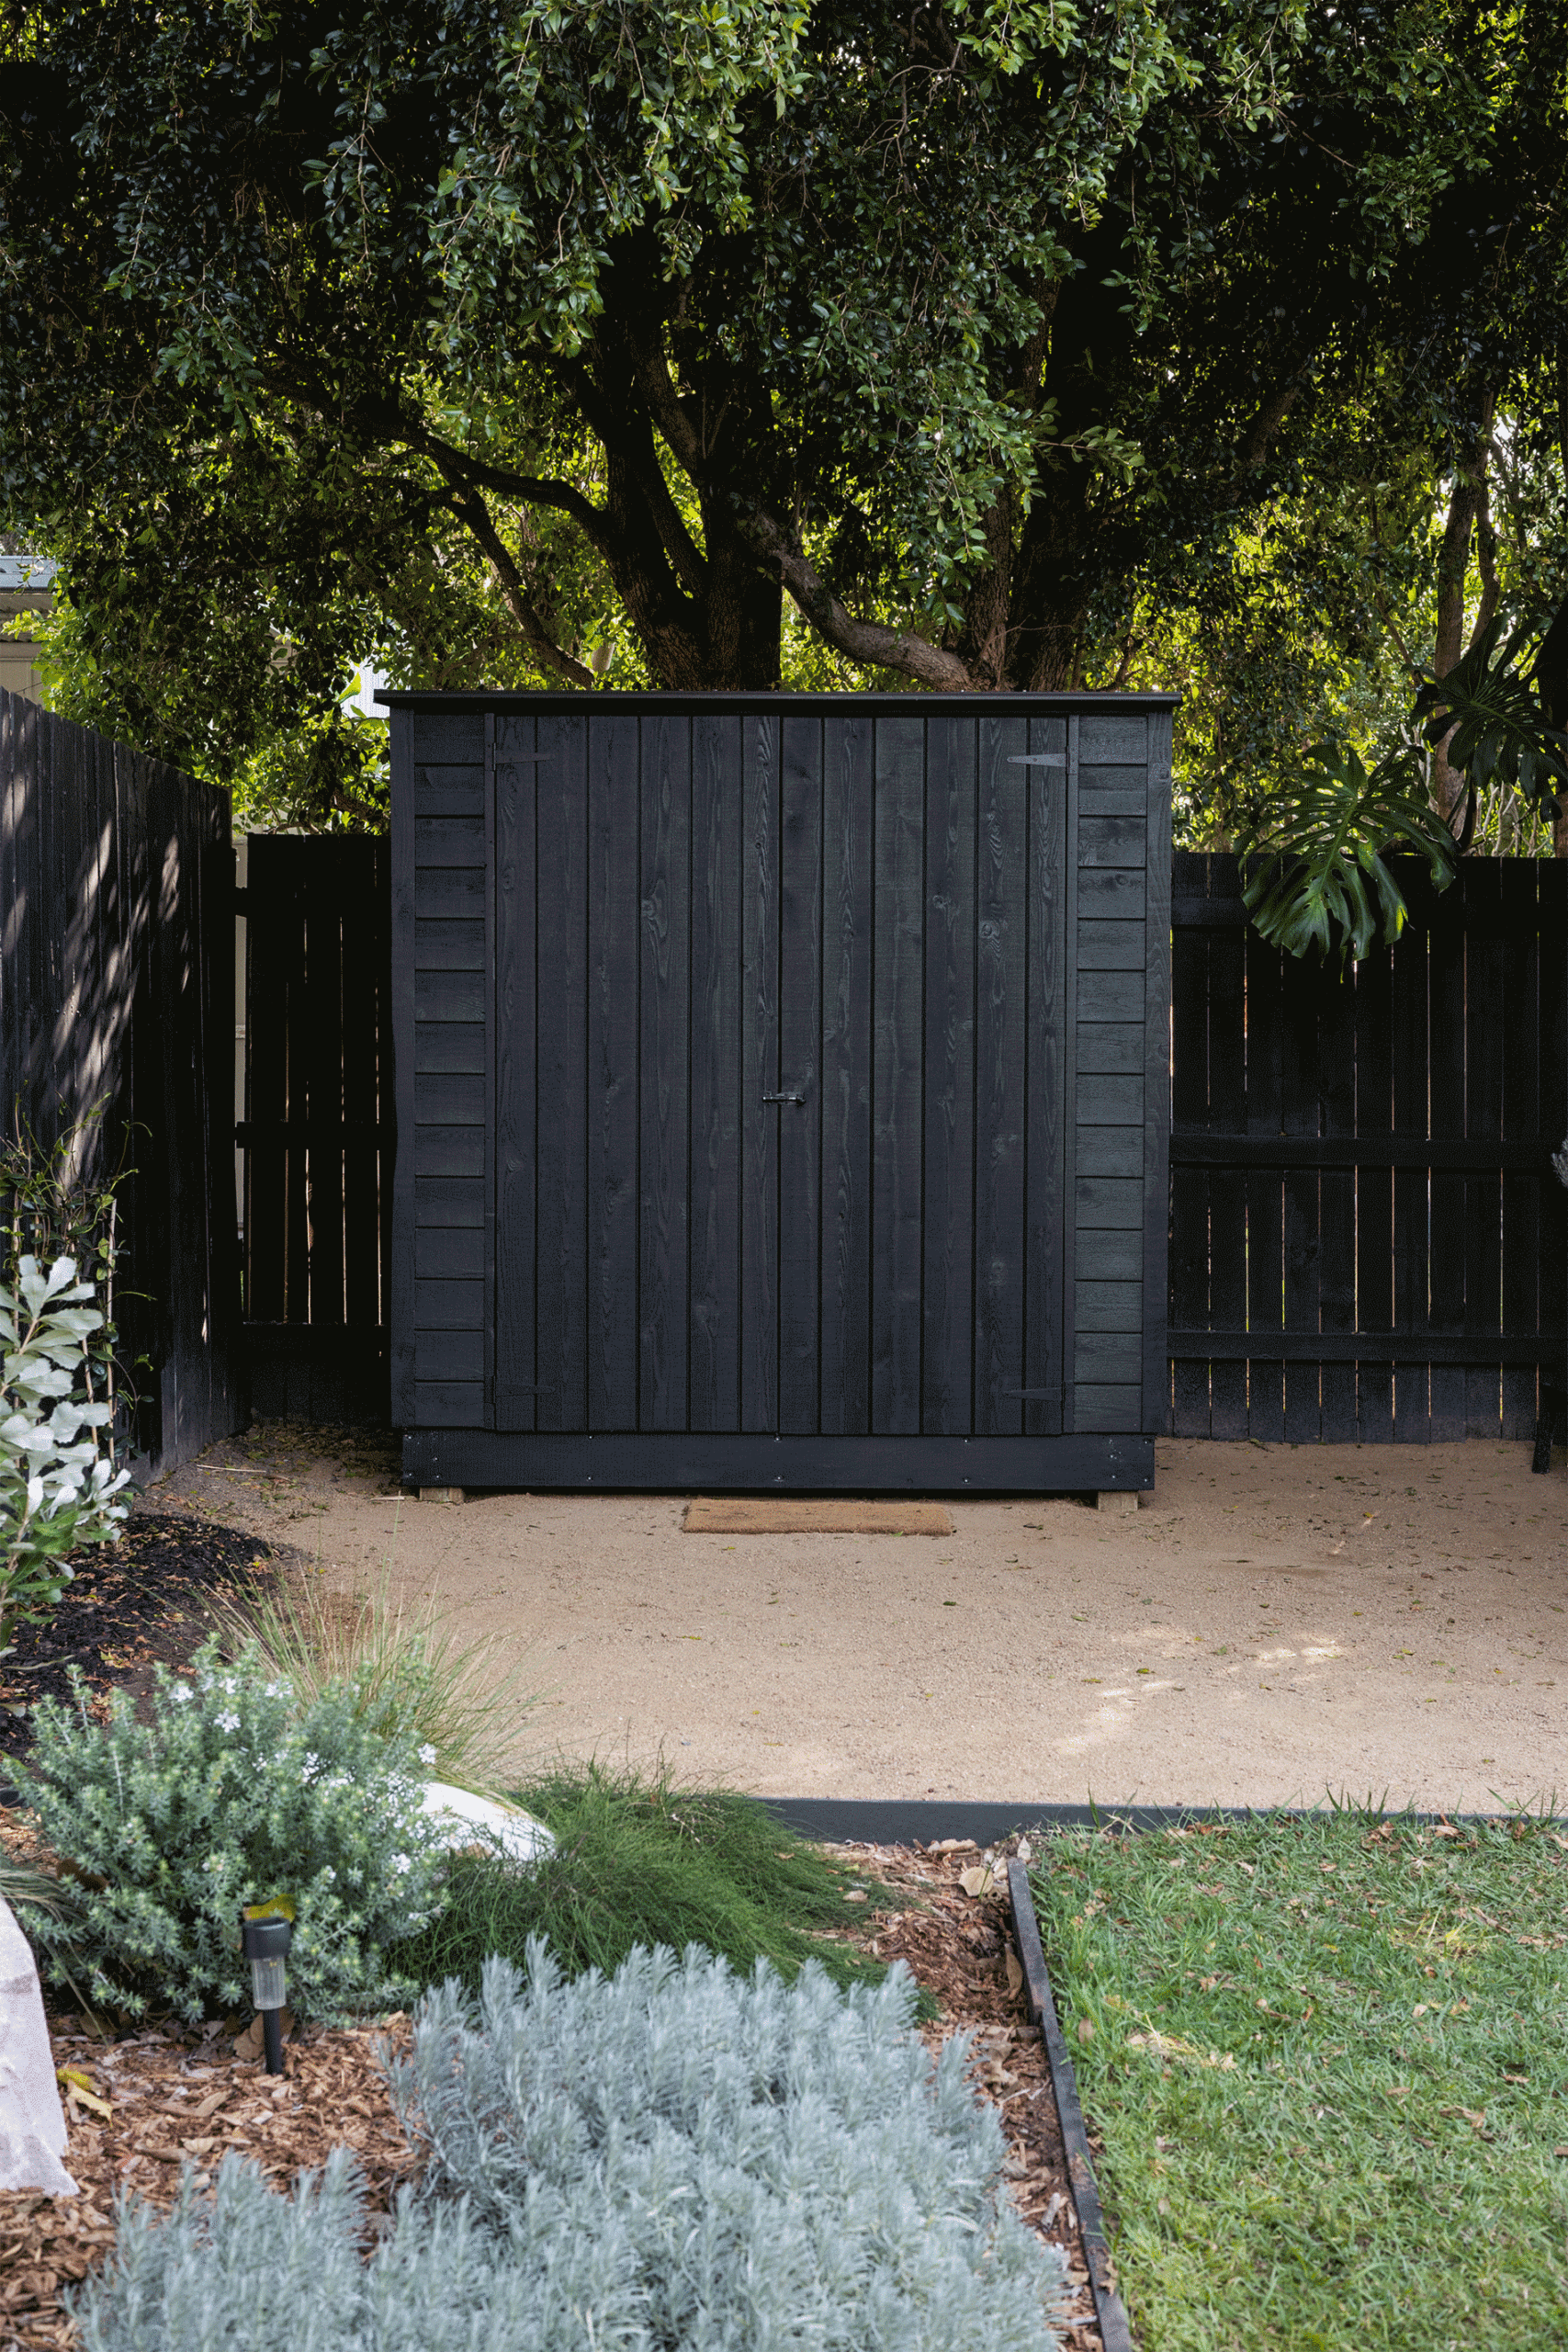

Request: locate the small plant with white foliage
(0, 1254), (130, 1645)
(13, 1642), (446, 2023)
(73, 1944), (1069, 2352)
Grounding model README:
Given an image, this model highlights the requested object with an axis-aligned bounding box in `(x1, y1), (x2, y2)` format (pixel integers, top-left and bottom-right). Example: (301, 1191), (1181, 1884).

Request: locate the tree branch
(452, 491), (595, 689)
(740, 505), (977, 691)
(409, 425), (616, 559)
(1238, 379), (1302, 470)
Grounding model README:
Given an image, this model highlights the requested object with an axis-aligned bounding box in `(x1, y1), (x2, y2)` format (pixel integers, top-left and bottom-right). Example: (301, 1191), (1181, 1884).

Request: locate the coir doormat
(682, 1498), (954, 1535)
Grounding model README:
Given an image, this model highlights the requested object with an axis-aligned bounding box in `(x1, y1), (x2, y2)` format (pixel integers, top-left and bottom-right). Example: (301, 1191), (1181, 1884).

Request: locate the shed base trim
(398, 1430), (1154, 1494)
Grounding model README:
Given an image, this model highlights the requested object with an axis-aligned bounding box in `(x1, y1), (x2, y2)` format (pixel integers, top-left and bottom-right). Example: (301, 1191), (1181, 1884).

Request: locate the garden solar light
(241, 1910), (292, 2075)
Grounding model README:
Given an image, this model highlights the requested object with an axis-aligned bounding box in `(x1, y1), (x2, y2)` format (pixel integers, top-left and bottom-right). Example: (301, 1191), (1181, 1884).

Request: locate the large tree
(2, 0), (1565, 799)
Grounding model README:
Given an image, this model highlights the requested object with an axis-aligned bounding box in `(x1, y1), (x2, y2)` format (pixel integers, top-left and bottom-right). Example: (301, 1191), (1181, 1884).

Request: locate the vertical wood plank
(1539, 861), (1568, 1408)
(1390, 884), (1431, 1440)
(689, 714), (742, 1430)
(872, 714), (925, 1435)
(534, 709), (589, 1429)
(1243, 914), (1287, 1442)
(1462, 863), (1504, 1436)
(1317, 952), (1358, 1441)
(1499, 863), (1540, 1441)
(975, 710), (1029, 1435)
(740, 711), (779, 1432)
(587, 712), (639, 1430)
(1061, 715), (1080, 1428)
(778, 712), (822, 1434)
(1206, 908), (1247, 1441)
(1427, 873), (1467, 1440)
(1022, 715), (1068, 1439)
(493, 714), (539, 1430)
(1168, 857), (1212, 1439)
(922, 715), (976, 1435)
(819, 708), (874, 1435)
(639, 714), (691, 1430)
(305, 844), (346, 1327)
(1280, 943), (1322, 1443)
(1141, 707), (1172, 1439)
(1353, 941), (1396, 1443)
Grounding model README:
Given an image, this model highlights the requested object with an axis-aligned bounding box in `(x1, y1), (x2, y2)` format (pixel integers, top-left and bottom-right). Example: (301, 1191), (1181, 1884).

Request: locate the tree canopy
(2, 0), (1565, 827)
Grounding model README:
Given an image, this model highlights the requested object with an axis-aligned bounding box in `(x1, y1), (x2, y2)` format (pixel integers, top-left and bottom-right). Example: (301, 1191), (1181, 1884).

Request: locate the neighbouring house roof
(0, 556), (57, 594)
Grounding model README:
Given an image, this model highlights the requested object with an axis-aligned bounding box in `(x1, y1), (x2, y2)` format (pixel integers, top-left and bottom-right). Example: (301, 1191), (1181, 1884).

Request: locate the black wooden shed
(387, 691), (1174, 1496)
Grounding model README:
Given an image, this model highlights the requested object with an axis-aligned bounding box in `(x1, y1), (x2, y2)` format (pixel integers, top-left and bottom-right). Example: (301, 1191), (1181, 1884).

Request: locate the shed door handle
(761, 1091), (807, 1105)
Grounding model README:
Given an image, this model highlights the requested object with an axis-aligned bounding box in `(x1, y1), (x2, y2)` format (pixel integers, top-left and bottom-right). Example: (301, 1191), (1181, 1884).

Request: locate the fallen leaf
(1005, 1950), (1023, 1997)
(1077, 2018), (1094, 2044)
(56, 2069), (111, 2120)
(958, 1864), (994, 1898)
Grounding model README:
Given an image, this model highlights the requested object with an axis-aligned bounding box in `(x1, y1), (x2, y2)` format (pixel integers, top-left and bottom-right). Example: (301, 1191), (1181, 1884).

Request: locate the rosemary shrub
(13, 1643), (446, 2022)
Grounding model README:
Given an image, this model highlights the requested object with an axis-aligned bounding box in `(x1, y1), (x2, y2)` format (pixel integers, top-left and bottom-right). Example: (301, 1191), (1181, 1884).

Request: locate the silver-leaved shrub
(73, 1944), (1069, 2352)
(0, 1253), (130, 1645)
(15, 1643), (446, 2022)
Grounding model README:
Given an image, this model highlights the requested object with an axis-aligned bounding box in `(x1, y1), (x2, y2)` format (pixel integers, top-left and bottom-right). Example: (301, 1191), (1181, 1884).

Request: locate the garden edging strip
(1006, 1858), (1136, 2352)
(761, 1798), (1562, 1846)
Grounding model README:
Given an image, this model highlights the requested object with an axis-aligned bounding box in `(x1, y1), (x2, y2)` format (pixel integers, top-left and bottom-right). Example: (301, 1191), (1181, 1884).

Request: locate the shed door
(491, 708), (1068, 1458)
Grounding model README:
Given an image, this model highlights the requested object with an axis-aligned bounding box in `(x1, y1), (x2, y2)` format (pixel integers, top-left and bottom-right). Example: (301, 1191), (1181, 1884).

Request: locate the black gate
(238, 835), (393, 1422)
(389, 693), (1173, 1493)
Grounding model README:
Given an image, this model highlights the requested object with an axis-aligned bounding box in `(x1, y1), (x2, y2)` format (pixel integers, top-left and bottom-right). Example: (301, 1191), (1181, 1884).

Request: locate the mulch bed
(0, 1517), (274, 1770)
(0, 1828), (1103, 2352)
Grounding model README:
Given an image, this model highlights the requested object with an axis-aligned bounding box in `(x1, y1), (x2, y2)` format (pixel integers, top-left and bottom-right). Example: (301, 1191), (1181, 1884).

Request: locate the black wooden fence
(0, 690), (243, 1471)
(1169, 853), (1567, 1442)
(238, 835), (392, 1423)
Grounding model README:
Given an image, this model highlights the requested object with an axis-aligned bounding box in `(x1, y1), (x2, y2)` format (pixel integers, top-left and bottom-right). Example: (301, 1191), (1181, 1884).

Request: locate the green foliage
(1029, 1813), (1568, 2352)
(1413, 615), (1568, 812)
(72, 1950), (1067, 2351)
(389, 1763), (886, 1997)
(12, 1643), (446, 2023)
(217, 1568), (536, 1803)
(1235, 741), (1456, 965)
(6, 0), (1562, 775)
(0, 1255), (130, 1645)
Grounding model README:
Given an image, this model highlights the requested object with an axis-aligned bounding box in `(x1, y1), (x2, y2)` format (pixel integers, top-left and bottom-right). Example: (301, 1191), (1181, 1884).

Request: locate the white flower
(300, 1753), (321, 1780)
(170, 1683), (194, 1704)
(390, 1854), (412, 1876)
(321, 1866), (336, 1884)
(418, 1743), (437, 1768)
(215, 1710), (240, 1734)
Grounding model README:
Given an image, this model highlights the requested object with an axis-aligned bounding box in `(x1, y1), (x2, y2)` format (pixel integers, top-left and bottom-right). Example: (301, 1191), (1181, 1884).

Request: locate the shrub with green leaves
(13, 1643), (446, 2023)
(74, 1943), (1068, 2352)
(0, 1253), (130, 1643)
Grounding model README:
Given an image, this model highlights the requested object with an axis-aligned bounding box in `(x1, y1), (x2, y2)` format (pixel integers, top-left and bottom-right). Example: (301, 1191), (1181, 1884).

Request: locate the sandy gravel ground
(149, 1430), (1568, 1813)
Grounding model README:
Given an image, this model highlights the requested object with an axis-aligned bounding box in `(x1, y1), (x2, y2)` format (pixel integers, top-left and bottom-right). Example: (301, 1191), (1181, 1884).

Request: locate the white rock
(420, 1782), (554, 1866)
(0, 1897), (75, 2196)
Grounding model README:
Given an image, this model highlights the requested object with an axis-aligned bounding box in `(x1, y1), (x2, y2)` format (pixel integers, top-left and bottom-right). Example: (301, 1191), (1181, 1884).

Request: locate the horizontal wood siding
(1072, 711), (1149, 1433)
(399, 715), (488, 1425)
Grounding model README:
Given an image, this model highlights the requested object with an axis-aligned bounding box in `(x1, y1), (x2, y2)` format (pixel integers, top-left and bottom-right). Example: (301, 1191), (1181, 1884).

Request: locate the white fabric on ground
(421, 1783), (554, 1865)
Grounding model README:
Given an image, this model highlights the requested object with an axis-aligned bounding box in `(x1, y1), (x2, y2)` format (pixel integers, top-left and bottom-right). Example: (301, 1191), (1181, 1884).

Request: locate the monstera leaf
(1237, 742), (1456, 966)
(1413, 616), (1568, 809)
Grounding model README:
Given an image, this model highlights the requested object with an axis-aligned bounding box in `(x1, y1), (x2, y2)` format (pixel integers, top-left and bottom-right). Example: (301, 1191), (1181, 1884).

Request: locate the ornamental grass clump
(13, 1642), (446, 2023)
(73, 1942), (1070, 2352)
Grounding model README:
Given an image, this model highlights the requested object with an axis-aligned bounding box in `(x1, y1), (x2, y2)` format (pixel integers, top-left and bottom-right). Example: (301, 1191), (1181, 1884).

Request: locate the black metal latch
(761, 1091), (807, 1105)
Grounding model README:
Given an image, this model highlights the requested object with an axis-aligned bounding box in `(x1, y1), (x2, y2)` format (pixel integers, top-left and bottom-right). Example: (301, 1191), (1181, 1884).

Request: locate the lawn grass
(390, 1763), (888, 1996)
(1029, 1812), (1568, 2351)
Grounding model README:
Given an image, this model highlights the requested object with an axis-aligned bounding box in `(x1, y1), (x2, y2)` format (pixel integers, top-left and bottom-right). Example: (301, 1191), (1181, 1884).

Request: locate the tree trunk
(1429, 397), (1495, 830)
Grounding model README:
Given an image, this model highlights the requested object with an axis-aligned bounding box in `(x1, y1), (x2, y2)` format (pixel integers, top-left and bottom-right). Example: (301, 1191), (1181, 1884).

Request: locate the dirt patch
(141, 1425), (1568, 1810)
(0, 1517), (279, 1770)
